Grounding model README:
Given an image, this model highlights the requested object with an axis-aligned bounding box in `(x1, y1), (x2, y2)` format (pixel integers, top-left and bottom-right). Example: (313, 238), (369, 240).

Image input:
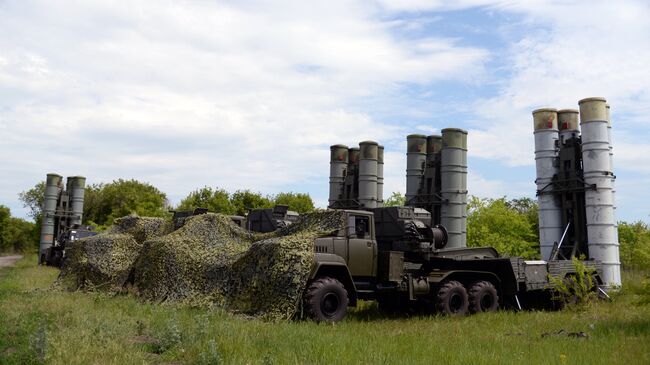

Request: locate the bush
(0, 205), (38, 253)
(466, 196), (539, 259)
(618, 221), (650, 270)
(549, 257), (598, 309)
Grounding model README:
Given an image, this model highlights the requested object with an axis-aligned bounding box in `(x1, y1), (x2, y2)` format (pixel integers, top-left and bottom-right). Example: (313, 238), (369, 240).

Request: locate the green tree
(506, 197), (539, 240)
(0, 205), (38, 253)
(272, 192), (314, 213)
(384, 192), (406, 207)
(0, 205), (10, 251)
(466, 196), (539, 259)
(84, 179), (168, 227)
(177, 187), (235, 214)
(18, 181), (45, 221)
(229, 190), (273, 216)
(618, 221), (650, 270)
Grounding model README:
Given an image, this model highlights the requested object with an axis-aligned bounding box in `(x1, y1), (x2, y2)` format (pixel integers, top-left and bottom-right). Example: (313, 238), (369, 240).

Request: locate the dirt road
(0, 255), (23, 268)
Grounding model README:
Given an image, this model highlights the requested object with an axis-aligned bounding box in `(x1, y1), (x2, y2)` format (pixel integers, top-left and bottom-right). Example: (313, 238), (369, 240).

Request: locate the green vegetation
(384, 192), (406, 207)
(619, 221), (650, 270)
(177, 187), (315, 216)
(272, 192), (314, 214)
(467, 196), (539, 259)
(177, 187), (236, 215)
(1, 255), (649, 364)
(549, 257), (599, 309)
(0, 205), (38, 253)
(83, 179), (169, 228)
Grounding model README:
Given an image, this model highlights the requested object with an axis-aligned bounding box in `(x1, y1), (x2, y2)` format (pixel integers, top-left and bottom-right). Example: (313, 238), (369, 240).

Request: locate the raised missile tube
(606, 104), (618, 246)
(67, 176), (86, 226)
(406, 134), (427, 204)
(426, 135), (442, 222)
(440, 128), (468, 248)
(358, 141), (379, 209)
(579, 97), (620, 288)
(377, 145), (384, 207)
(328, 144), (349, 208)
(345, 147), (360, 202)
(39, 173), (62, 263)
(533, 109), (563, 260)
(558, 109), (580, 144)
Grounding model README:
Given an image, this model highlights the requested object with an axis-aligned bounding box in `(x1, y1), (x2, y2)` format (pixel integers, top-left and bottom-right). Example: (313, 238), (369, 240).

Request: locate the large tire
(436, 281), (469, 316)
(468, 281), (499, 313)
(304, 277), (349, 322)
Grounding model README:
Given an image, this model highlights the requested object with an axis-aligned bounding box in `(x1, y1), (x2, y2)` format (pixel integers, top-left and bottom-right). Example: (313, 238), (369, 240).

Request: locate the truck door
(347, 214), (376, 277)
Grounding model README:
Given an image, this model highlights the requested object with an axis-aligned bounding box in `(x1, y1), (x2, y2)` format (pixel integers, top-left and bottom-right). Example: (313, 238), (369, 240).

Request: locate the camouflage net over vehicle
(57, 215), (173, 291)
(57, 210), (346, 320)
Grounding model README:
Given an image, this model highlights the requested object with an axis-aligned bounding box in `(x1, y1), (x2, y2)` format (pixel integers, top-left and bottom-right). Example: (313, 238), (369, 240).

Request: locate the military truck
(301, 206), (602, 322)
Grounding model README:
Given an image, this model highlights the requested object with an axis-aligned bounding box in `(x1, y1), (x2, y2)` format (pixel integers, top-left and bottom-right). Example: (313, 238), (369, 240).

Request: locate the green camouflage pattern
(57, 211), (346, 320)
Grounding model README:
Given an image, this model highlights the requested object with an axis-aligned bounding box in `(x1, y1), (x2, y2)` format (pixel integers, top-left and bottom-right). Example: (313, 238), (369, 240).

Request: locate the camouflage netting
(57, 210), (346, 320)
(57, 215), (173, 291)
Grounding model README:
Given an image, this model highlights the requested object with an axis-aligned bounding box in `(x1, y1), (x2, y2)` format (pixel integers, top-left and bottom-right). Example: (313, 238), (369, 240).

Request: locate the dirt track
(0, 255), (23, 268)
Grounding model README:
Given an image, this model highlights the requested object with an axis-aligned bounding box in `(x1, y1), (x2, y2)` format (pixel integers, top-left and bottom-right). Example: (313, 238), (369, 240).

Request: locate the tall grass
(1, 256), (649, 364)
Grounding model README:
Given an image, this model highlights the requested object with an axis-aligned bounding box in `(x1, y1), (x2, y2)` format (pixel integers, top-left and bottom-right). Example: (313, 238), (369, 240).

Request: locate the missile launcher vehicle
(39, 174), (97, 266)
(306, 130), (605, 322)
(301, 206), (601, 322)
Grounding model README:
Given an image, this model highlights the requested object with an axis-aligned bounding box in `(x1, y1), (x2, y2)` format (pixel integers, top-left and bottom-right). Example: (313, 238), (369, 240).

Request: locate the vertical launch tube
(558, 109), (580, 144)
(39, 173), (62, 263)
(427, 135), (443, 223)
(579, 97), (620, 288)
(440, 128), (468, 248)
(377, 145), (384, 207)
(533, 108), (563, 260)
(406, 134), (427, 204)
(606, 104), (619, 247)
(358, 141), (379, 209)
(329, 145), (349, 208)
(67, 176), (86, 227)
(346, 147), (360, 202)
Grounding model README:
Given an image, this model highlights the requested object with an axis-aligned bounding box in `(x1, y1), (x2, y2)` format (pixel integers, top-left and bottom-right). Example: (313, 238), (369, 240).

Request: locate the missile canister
(533, 108), (563, 260)
(345, 147), (360, 202)
(377, 145), (384, 207)
(606, 104), (619, 247)
(358, 141), (379, 209)
(558, 109), (580, 144)
(328, 145), (349, 208)
(579, 97), (620, 288)
(440, 128), (468, 248)
(67, 176), (86, 226)
(406, 134), (427, 205)
(39, 173), (62, 263)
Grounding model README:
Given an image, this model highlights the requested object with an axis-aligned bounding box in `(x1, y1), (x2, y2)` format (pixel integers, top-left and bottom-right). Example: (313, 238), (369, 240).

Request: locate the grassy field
(1, 255), (649, 365)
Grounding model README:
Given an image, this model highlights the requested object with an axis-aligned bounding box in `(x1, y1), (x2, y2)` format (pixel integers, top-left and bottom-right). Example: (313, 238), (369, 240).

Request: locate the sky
(1, 0), (649, 223)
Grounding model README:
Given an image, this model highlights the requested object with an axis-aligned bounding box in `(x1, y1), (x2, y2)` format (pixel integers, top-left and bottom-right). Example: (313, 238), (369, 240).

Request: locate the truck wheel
(304, 277), (349, 322)
(468, 281), (499, 313)
(436, 281), (468, 316)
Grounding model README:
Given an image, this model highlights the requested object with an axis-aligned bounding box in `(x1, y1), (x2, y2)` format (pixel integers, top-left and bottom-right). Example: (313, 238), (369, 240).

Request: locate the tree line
(2, 180), (649, 271)
(1, 179), (315, 253)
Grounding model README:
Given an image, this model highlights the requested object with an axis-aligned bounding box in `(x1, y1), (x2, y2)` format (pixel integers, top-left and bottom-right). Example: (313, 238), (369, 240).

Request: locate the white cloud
(467, 0), (650, 166)
(0, 0), (489, 216)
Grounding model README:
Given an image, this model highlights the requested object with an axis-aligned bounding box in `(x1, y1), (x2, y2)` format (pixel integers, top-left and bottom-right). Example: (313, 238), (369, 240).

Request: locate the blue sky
(1, 0), (649, 223)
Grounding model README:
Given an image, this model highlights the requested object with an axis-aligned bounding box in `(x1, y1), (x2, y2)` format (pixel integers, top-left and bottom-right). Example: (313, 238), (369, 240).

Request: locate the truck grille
(315, 245), (329, 253)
